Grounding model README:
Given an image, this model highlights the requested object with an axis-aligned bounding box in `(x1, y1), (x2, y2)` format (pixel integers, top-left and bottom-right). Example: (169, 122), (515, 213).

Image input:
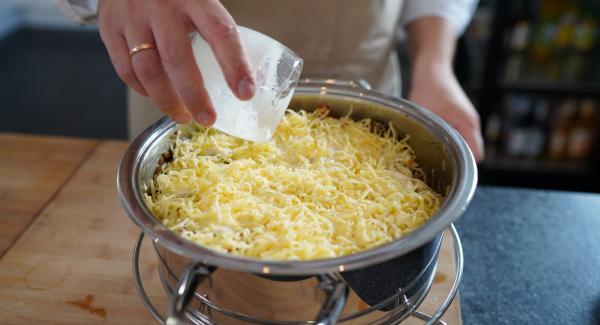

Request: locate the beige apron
(128, 0), (404, 138)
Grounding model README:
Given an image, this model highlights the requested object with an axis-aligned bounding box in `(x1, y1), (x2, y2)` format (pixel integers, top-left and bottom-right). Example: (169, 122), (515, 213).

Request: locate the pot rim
(117, 83), (477, 275)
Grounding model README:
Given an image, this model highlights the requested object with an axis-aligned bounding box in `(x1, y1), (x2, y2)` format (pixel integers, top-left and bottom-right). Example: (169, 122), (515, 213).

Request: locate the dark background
(1, 0), (599, 193)
(0, 27), (126, 139)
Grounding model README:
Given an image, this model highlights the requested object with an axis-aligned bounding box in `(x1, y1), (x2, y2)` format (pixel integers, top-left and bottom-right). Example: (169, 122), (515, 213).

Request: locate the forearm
(406, 17), (458, 79)
(405, 16), (484, 161)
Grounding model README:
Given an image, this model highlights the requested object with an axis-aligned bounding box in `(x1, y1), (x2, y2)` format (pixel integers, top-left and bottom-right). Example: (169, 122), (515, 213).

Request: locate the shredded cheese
(144, 108), (441, 260)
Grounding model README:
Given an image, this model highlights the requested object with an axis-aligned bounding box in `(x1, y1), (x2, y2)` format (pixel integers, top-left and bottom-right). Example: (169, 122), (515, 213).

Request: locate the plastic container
(191, 26), (303, 142)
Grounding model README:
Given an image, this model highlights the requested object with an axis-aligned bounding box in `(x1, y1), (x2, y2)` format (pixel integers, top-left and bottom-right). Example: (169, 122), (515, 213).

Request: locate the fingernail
(238, 78), (255, 100)
(195, 112), (213, 127)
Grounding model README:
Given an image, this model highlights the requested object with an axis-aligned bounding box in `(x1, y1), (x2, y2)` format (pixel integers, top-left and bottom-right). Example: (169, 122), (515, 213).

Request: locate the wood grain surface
(406, 228), (461, 325)
(0, 133), (97, 256)
(0, 140), (461, 324)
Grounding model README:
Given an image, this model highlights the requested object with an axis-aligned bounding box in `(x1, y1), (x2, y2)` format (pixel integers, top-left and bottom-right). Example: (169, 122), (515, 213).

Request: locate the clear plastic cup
(191, 26), (303, 142)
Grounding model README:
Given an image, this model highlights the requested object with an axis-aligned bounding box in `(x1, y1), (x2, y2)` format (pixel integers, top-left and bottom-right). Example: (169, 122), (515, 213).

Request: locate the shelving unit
(461, 0), (600, 192)
(483, 158), (590, 173)
(497, 79), (600, 95)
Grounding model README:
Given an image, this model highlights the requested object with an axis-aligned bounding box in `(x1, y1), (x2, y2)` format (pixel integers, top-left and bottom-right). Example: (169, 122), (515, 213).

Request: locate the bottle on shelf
(572, 15), (598, 53)
(564, 15), (598, 81)
(503, 95), (532, 158)
(566, 99), (598, 160)
(554, 11), (576, 51)
(528, 19), (557, 80)
(504, 2), (533, 81)
(502, 96), (549, 160)
(485, 112), (503, 161)
(547, 99), (578, 160)
(510, 21), (531, 52)
(523, 98), (549, 159)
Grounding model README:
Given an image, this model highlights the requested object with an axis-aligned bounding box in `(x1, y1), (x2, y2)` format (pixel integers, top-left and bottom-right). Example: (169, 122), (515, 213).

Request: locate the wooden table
(0, 133), (461, 324)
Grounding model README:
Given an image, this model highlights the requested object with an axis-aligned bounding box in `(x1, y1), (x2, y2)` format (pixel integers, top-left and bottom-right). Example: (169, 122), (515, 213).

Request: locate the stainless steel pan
(117, 80), (477, 324)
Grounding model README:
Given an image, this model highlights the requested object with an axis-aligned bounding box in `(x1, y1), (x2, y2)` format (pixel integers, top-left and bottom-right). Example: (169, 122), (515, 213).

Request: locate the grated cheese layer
(144, 108), (441, 260)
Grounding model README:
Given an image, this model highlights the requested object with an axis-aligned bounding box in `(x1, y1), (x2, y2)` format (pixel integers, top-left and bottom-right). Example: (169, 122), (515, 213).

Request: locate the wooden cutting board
(0, 133), (97, 256)
(0, 139), (461, 324)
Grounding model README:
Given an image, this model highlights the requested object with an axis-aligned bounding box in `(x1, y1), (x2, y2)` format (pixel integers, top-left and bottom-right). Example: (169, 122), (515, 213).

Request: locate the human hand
(98, 0), (255, 126)
(408, 60), (484, 162)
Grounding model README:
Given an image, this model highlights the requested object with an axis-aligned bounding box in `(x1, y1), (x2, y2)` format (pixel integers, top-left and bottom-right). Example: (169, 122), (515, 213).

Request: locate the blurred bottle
(505, 54), (523, 81)
(530, 20), (557, 63)
(562, 50), (586, 81)
(573, 17), (598, 53)
(564, 16), (598, 81)
(529, 0), (579, 80)
(485, 112), (503, 161)
(566, 99), (598, 160)
(528, 19), (558, 80)
(523, 98), (549, 159)
(555, 12), (576, 51)
(510, 20), (531, 52)
(504, 2), (532, 81)
(548, 99), (578, 160)
(504, 95), (532, 158)
(551, 11), (577, 80)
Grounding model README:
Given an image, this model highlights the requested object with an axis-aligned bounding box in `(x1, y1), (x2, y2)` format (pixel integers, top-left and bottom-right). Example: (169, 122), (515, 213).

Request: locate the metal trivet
(133, 224), (463, 325)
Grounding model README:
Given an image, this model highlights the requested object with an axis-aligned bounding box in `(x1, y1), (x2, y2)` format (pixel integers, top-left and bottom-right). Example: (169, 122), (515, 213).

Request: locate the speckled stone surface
(455, 186), (600, 325)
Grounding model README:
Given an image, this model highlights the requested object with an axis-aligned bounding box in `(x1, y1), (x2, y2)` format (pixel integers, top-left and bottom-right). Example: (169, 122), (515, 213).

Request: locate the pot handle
(166, 262), (212, 325)
(299, 77), (372, 90)
(314, 273), (349, 325)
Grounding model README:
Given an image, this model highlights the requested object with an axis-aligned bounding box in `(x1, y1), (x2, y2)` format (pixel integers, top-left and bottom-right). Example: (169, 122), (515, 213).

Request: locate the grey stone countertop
(454, 186), (600, 325)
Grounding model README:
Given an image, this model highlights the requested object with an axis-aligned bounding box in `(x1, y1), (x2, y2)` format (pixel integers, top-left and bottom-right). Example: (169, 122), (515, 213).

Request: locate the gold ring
(129, 43), (157, 57)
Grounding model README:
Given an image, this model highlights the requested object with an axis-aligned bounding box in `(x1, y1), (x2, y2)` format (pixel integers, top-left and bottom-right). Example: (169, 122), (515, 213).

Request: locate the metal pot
(117, 80), (477, 324)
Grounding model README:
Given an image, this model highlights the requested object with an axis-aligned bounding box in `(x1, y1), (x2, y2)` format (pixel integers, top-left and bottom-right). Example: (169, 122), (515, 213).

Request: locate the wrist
(410, 56), (453, 84)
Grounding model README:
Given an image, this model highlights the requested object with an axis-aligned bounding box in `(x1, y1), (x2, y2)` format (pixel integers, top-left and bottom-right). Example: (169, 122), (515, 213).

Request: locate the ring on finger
(129, 43), (157, 57)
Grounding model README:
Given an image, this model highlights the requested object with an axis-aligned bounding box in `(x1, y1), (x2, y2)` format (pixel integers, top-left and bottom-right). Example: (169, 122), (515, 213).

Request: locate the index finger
(150, 7), (216, 126)
(186, 0), (255, 100)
